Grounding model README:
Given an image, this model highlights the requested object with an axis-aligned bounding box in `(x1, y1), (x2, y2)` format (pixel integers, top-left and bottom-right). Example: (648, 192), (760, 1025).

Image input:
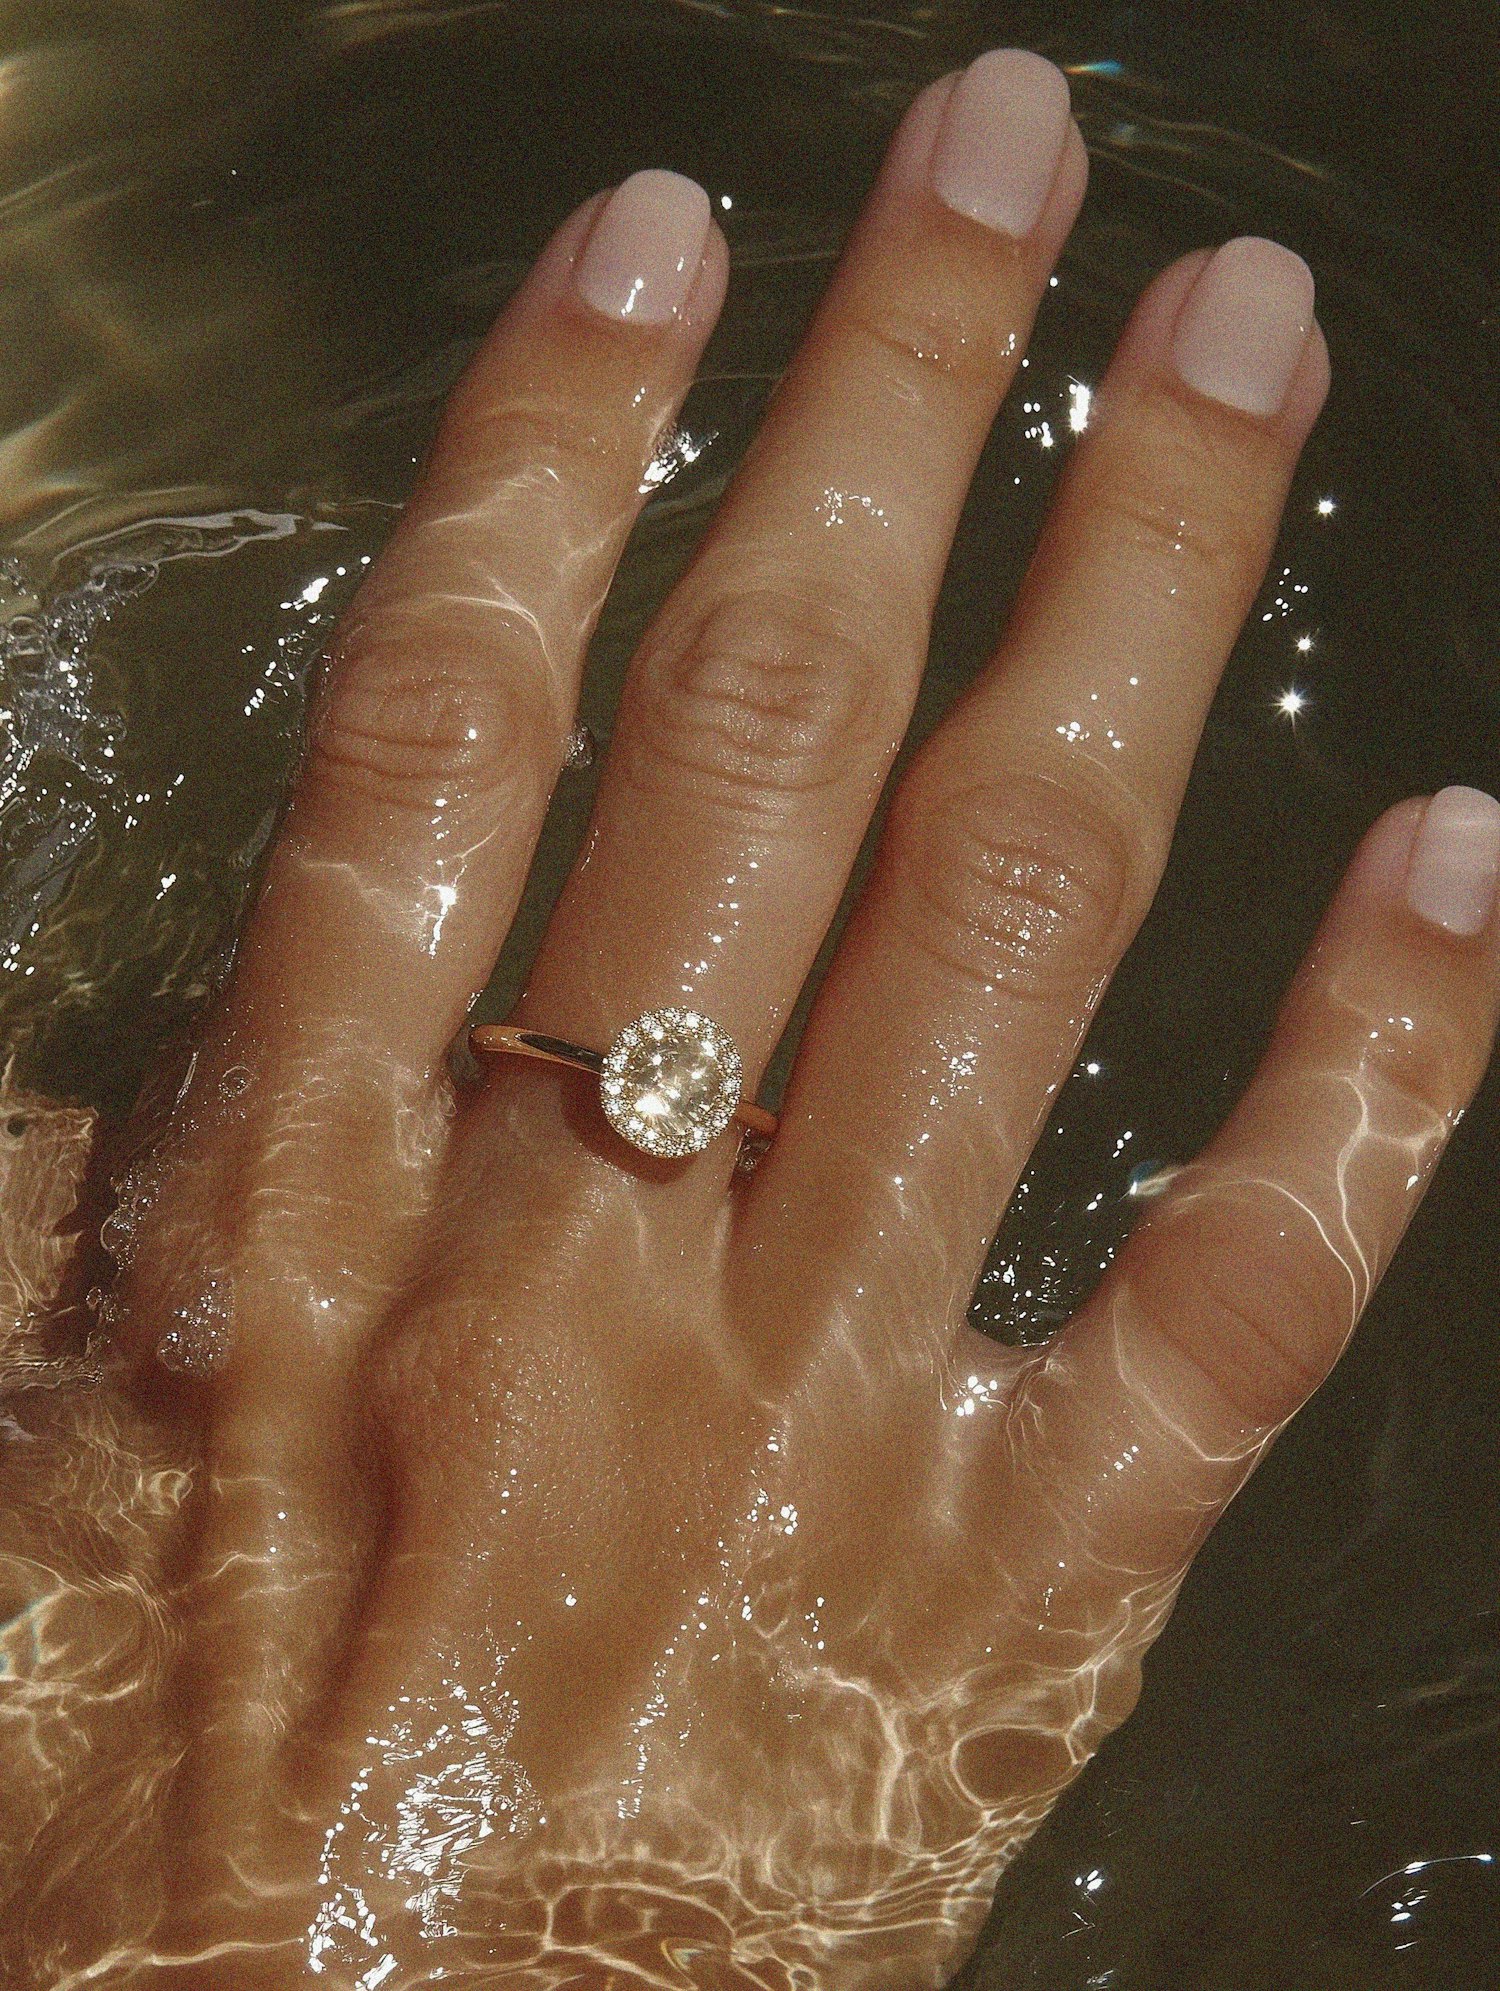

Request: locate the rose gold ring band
(469, 1011), (778, 1160)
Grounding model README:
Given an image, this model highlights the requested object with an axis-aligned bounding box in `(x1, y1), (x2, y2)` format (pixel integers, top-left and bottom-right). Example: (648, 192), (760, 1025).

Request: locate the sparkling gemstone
(600, 1007), (743, 1159)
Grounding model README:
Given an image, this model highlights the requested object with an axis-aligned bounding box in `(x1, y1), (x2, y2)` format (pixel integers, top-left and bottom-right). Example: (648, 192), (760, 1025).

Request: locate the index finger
(1003, 792), (1500, 1585)
(230, 173), (728, 1080)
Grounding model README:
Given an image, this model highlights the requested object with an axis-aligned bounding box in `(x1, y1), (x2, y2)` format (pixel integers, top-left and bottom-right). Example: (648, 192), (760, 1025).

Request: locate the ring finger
(497, 52), (1088, 1159)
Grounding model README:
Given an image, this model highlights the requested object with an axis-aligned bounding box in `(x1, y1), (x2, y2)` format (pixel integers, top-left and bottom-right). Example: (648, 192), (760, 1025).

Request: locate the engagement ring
(471, 1006), (777, 1160)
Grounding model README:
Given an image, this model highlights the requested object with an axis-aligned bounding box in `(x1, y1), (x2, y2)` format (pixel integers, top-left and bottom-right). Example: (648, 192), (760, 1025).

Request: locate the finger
(500, 55), (1089, 1148)
(989, 791), (1500, 1596)
(110, 186), (727, 1725)
(230, 173), (728, 1078)
(743, 236), (1330, 1309)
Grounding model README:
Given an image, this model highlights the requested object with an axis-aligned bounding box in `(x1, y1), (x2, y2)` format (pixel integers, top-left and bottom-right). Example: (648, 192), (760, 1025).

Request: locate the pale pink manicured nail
(1404, 786), (1500, 937)
(929, 48), (1072, 238)
(572, 170), (711, 325)
(1170, 237), (1315, 416)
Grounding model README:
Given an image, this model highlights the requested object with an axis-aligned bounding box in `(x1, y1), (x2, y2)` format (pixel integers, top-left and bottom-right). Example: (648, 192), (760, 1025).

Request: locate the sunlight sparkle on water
(1276, 686), (1310, 721)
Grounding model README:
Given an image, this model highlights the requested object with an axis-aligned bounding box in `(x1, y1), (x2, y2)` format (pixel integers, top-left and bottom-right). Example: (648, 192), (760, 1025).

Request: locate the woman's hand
(4, 48), (1498, 1991)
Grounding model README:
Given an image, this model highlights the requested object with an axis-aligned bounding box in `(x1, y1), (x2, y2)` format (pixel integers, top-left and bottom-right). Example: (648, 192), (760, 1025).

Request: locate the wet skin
(2, 48), (1499, 1991)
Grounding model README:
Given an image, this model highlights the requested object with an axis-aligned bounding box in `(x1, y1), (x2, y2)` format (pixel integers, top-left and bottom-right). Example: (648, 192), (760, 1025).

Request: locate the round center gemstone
(600, 1007), (743, 1159)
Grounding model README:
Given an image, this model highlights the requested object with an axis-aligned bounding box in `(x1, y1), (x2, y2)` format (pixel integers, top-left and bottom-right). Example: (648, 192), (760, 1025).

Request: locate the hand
(4, 48), (1497, 1991)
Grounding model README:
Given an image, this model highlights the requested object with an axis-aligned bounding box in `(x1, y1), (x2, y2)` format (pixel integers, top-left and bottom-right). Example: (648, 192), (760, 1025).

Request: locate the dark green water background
(1, 1), (1496, 1982)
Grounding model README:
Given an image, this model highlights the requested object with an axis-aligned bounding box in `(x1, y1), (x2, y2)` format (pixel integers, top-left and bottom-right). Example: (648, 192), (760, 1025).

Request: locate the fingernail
(1405, 786), (1500, 937)
(929, 48), (1072, 238)
(1170, 237), (1315, 417)
(572, 170), (711, 325)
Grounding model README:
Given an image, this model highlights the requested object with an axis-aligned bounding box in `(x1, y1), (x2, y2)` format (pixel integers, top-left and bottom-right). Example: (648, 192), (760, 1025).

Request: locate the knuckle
(1285, 971), (1469, 1134)
(1348, 1007), (1465, 1131)
(845, 282), (1018, 399)
(431, 390), (621, 487)
(626, 586), (900, 810)
(884, 768), (1139, 1000)
(1082, 417), (1269, 604)
(1133, 1202), (1348, 1431)
(310, 643), (552, 818)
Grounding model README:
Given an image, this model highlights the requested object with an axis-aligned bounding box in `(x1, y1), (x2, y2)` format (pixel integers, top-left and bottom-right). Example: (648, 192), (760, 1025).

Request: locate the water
(1, 1), (1496, 1984)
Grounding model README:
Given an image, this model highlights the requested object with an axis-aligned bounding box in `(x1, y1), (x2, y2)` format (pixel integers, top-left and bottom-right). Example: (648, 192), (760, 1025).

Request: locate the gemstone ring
(469, 1007), (776, 1161)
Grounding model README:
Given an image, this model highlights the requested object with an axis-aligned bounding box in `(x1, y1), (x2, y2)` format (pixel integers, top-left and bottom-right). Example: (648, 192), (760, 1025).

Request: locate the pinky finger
(1015, 788), (1500, 1560)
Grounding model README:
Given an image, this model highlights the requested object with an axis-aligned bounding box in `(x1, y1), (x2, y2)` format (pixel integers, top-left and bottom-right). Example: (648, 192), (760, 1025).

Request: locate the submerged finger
(107, 185), (730, 1728)
(743, 236), (1329, 1314)
(125, 178), (728, 1389)
(231, 174), (728, 1080)
(1005, 790), (1500, 1585)
(489, 56), (1087, 1173)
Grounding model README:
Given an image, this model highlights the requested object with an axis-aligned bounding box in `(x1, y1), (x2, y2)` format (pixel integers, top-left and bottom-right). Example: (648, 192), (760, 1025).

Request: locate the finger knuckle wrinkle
(888, 774), (1135, 999)
(849, 286), (1013, 397)
(1139, 1218), (1344, 1430)
(434, 392), (613, 486)
(313, 651), (549, 813)
(1353, 1014), (1463, 1130)
(1086, 451), (1263, 602)
(630, 589), (895, 808)
(1289, 978), (1466, 1132)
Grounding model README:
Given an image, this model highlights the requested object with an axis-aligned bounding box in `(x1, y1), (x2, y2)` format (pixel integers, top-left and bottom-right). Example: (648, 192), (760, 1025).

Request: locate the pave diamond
(600, 1007), (743, 1159)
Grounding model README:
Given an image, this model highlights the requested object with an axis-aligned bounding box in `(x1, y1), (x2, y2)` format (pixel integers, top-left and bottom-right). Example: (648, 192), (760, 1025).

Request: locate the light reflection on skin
(44, 988), (1396, 1986)
(0, 120), (1483, 1991)
(0, 996), (1483, 1991)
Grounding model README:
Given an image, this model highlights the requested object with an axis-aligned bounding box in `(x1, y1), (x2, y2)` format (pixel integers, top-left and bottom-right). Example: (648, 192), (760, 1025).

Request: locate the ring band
(470, 1006), (776, 1160)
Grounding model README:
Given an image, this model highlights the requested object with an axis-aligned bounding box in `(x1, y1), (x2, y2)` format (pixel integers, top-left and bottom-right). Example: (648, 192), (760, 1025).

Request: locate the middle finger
(507, 52), (1088, 1127)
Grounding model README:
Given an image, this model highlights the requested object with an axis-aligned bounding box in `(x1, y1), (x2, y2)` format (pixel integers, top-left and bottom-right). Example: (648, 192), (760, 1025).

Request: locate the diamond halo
(599, 1007), (744, 1159)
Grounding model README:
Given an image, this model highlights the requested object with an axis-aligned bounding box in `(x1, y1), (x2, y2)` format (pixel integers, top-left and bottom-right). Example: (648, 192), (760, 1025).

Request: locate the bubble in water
(100, 1160), (161, 1270)
(155, 1274), (234, 1377)
(218, 1063), (251, 1101)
